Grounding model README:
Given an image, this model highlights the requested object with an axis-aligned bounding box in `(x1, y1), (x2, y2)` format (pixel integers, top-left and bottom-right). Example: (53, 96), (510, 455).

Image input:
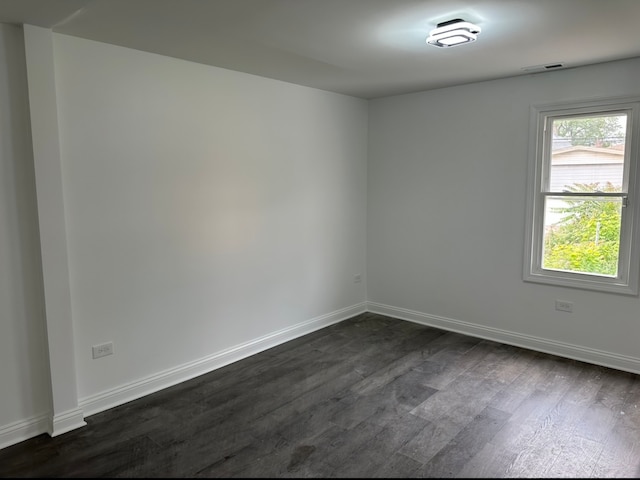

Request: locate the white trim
(366, 301), (640, 375)
(523, 95), (640, 296)
(50, 408), (86, 437)
(79, 303), (367, 416)
(0, 414), (49, 450)
(24, 24), (84, 430)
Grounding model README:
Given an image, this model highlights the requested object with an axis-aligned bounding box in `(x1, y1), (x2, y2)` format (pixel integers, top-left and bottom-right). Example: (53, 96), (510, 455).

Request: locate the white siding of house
(549, 164), (623, 191)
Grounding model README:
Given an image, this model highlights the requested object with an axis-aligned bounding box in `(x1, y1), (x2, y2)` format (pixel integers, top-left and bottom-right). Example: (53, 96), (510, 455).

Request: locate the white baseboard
(0, 407), (87, 451)
(50, 408), (86, 437)
(0, 414), (49, 451)
(367, 301), (640, 375)
(79, 302), (367, 417)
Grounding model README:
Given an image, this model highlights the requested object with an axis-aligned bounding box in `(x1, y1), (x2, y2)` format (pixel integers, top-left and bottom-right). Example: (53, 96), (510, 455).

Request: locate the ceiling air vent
(522, 63), (565, 72)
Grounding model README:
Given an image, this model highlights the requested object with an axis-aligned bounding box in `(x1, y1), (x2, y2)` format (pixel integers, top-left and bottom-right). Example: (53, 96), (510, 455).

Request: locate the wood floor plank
(544, 434), (602, 478)
(336, 412), (430, 477)
(417, 339), (495, 390)
(372, 452), (424, 478)
(489, 351), (559, 415)
(349, 331), (447, 396)
(590, 377), (640, 478)
(272, 421), (385, 477)
(409, 372), (506, 430)
(399, 417), (464, 466)
(329, 371), (438, 429)
(455, 440), (520, 478)
(590, 422), (640, 478)
(494, 384), (603, 477)
(420, 406), (511, 478)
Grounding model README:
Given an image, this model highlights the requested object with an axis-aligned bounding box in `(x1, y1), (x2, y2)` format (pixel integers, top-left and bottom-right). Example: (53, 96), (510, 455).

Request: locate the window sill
(523, 270), (638, 296)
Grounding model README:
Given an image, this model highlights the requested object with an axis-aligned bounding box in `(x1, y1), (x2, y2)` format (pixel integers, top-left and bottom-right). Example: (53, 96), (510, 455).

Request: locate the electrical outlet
(354, 273), (362, 283)
(555, 300), (573, 313)
(92, 341), (114, 359)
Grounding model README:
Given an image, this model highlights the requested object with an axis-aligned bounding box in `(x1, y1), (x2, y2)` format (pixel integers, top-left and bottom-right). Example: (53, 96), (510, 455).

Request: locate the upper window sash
(540, 107), (634, 195)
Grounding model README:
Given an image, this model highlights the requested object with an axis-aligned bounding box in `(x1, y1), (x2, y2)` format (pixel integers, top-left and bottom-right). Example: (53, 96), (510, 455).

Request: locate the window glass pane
(548, 114), (626, 193)
(542, 196), (622, 277)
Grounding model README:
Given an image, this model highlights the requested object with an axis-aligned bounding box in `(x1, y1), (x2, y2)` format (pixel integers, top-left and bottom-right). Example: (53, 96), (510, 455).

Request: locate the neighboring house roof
(552, 145), (624, 165)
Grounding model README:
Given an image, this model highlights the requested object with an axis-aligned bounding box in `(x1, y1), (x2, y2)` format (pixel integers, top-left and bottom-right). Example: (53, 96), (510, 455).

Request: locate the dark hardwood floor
(2, 312), (640, 478)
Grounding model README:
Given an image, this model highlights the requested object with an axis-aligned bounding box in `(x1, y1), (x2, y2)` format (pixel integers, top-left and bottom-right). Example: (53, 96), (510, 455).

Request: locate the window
(524, 96), (640, 295)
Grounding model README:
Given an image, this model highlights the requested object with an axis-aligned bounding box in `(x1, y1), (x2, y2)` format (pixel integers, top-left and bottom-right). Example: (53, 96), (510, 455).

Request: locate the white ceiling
(1, 0), (640, 99)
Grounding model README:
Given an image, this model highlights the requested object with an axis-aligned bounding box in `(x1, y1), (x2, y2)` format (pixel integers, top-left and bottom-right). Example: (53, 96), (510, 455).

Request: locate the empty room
(1, 0), (639, 477)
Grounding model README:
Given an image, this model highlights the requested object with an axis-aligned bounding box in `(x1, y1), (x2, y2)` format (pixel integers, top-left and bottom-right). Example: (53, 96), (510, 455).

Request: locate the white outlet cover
(92, 342), (114, 359)
(555, 300), (573, 313)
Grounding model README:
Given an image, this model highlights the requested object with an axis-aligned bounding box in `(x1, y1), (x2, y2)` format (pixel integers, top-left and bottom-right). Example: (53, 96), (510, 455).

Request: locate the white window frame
(523, 96), (640, 295)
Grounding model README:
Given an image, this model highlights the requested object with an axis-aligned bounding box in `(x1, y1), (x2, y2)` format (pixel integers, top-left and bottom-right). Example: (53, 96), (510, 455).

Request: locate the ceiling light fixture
(426, 18), (481, 48)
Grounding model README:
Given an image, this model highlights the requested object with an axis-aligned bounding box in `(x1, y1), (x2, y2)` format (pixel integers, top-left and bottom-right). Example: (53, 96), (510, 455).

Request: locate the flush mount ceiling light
(426, 18), (481, 48)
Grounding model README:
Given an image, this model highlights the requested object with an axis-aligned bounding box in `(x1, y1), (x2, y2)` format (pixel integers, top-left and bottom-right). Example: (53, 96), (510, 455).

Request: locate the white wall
(368, 58), (640, 370)
(0, 24), (51, 446)
(51, 34), (368, 403)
